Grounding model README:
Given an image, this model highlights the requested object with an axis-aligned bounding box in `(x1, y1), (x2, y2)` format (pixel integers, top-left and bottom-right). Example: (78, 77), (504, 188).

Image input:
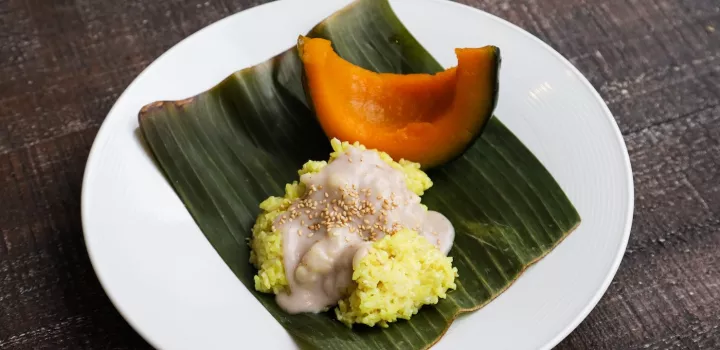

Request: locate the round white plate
(81, 0), (633, 349)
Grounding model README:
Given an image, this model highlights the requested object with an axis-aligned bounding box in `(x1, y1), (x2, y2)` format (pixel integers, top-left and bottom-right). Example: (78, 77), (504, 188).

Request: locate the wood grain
(0, 0), (718, 349)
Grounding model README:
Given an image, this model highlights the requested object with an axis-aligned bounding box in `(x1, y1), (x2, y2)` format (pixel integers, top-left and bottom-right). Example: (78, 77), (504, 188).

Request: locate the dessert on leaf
(137, 0), (581, 348)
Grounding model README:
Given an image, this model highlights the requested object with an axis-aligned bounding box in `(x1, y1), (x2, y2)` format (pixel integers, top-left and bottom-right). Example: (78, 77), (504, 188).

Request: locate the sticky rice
(249, 139), (457, 327)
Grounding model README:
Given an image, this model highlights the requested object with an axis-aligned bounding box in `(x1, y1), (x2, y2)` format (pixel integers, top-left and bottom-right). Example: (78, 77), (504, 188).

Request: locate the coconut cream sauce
(274, 148), (454, 314)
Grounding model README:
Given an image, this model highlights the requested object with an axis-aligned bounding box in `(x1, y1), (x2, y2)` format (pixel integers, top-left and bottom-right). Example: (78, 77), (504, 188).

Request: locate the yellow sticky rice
(336, 229), (457, 327)
(249, 138), (457, 326)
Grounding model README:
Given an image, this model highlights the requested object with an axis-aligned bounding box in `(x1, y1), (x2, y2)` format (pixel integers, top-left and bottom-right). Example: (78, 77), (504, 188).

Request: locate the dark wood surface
(0, 0), (718, 349)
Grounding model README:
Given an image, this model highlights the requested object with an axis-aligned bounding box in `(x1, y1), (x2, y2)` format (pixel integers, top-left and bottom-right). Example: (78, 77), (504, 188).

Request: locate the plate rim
(80, 0), (634, 349)
(436, 1), (634, 348)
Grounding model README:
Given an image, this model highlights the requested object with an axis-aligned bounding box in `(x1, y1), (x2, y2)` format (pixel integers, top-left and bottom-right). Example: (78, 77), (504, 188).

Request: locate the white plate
(81, 0), (633, 349)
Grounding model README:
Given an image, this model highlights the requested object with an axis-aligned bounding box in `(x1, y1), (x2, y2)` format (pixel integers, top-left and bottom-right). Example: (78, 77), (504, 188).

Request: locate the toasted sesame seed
(297, 229), (303, 236)
(324, 192), (329, 198)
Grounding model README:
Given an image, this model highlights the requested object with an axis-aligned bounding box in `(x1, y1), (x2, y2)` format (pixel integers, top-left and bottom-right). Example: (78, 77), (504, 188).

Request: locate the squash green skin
(438, 46), (501, 169)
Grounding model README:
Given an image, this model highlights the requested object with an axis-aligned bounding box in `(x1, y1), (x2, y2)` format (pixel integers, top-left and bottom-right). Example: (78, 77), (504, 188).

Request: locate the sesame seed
(308, 232), (314, 237)
(297, 229), (303, 236)
(324, 192), (329, 198)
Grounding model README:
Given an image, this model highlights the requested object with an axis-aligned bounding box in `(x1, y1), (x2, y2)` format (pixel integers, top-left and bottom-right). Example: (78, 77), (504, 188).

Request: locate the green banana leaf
(138, 0), (580, 349)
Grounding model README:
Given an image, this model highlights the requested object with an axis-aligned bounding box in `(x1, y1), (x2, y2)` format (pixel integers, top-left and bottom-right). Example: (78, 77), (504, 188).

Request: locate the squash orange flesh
(299, 37), (499, 168)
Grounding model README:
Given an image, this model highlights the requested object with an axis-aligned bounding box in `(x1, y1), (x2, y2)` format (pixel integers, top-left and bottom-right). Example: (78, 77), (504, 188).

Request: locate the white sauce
(274, 148), (454, 314)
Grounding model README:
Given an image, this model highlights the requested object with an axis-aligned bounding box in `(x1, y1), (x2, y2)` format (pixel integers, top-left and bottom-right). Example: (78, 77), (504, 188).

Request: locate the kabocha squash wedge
(298, 36), (500, 168)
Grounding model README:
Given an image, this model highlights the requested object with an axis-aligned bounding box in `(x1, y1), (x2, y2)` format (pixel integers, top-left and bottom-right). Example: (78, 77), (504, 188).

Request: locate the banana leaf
(138, 0), (580, 349)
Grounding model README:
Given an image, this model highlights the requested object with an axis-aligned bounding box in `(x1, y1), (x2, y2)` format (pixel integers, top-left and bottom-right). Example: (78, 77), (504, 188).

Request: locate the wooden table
(1, 0), (718, 348)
